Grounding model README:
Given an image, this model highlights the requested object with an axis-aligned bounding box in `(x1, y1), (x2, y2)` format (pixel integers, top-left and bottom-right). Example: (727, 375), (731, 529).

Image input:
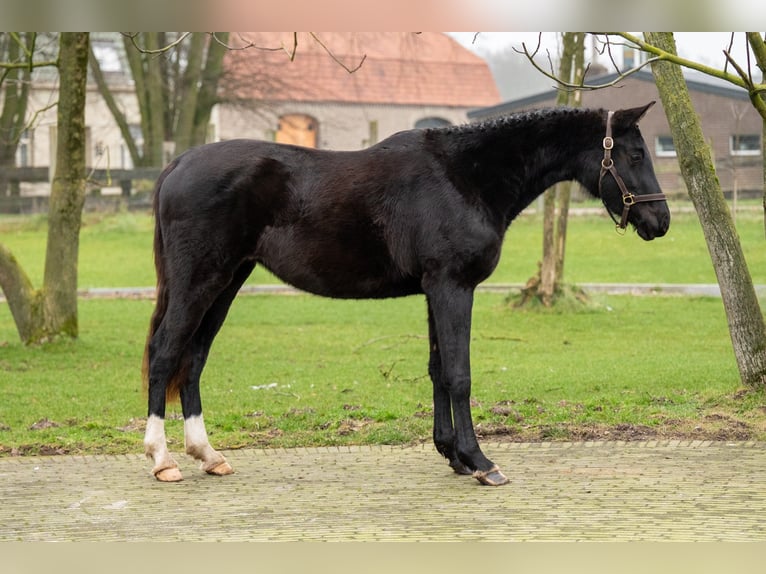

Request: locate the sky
(449, 32), (755, 70)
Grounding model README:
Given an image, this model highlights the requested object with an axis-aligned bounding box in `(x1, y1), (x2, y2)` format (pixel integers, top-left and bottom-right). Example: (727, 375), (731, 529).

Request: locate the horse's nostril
(661, 212), (671, 234)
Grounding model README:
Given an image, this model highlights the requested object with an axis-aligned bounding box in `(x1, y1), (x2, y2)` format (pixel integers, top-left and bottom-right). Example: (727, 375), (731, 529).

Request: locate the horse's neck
(444, 109), (603, 224)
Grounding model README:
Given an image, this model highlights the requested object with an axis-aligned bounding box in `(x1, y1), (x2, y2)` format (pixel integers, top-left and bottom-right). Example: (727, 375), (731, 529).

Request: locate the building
(468, 69), (763, 198)
(217, 32), (500, 150)
(7, 32), (499, 203)
(8, 32), (141, 200)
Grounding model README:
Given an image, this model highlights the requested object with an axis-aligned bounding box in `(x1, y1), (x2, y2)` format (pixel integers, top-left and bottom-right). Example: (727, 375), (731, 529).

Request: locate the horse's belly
(254, 227), (420, 299)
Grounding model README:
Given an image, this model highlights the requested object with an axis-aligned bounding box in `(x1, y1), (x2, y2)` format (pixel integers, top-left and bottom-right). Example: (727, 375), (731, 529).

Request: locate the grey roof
(468, 69), (751, 120)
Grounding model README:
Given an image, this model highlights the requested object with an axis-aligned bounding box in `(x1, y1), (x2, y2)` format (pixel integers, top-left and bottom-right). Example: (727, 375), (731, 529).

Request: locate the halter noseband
(598, 110), (667, 234)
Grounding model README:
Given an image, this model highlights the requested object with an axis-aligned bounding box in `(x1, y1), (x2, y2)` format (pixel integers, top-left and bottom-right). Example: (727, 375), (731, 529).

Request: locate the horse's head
(597, 102), (670, 241)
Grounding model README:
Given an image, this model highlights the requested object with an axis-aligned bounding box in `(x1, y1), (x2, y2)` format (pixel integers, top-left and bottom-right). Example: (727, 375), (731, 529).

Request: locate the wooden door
(275, 114), (318, 148)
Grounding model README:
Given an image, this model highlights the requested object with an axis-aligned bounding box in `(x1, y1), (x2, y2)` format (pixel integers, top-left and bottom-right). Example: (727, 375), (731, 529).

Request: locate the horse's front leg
(426, 285), (508, 486)
(427, 301), (471, 476)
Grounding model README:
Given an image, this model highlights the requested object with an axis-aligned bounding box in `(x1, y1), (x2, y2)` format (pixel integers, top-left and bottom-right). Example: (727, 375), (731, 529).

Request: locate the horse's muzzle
(635, 206), (670, 241)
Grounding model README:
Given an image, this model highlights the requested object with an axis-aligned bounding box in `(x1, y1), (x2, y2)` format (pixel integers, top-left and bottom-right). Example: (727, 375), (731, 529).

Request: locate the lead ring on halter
(598, 110), (666, 234)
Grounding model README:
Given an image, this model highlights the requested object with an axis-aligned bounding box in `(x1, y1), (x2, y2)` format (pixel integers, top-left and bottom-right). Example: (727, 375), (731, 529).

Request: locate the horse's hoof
(205, 461), (234, 476)
(155, 467), (183, 482)
(472, 465), (509, 486)
(450, 459), (473, 476)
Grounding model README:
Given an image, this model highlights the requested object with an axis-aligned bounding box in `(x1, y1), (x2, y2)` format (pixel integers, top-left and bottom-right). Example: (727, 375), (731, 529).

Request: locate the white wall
(216, 101), (473, 150)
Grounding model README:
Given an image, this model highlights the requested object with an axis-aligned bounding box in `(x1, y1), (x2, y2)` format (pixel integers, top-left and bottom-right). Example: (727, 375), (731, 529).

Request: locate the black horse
(143, 102), (669, 485)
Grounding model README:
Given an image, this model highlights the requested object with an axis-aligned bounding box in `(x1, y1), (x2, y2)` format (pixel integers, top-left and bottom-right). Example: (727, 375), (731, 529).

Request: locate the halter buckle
(602, 136), (614, 150)
(622, 193), (636, 206)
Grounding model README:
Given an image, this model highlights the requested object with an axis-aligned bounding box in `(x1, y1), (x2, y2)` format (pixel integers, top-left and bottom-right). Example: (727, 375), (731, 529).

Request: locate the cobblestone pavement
(1, 441), (765, 541)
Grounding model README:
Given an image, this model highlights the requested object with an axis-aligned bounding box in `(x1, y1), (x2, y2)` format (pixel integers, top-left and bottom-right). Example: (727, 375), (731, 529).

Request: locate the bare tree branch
(1, 32), (56, 70)
(123, 31), (367, 75)
(309, 32), (366, 73)
(22, 101), (57, 137)
(0, 59), (57, 69)
(518, 32), (766, 113)
(517, 36), (660, 92)
(285, 32), (298, 61)
(724, 49), (766, 118)
(724, 33), (736, 76)
(616, 32), (753, 90)
(209, 32), (282, 52)
(746, 32), (766, 77)
(121, 32), (192, 55)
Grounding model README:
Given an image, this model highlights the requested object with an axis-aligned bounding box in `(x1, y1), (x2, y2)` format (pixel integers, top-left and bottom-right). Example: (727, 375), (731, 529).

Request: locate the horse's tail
(142, 159), (187, 403)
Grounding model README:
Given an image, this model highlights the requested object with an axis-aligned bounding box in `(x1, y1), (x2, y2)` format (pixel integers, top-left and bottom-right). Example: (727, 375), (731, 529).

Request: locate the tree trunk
(0, 32), (89, 344)
(143, 33), (166, 166)
(122, 33), (151, 166)
(0, 243), (44, 341)
(538, 184), (557, 306)
(190, 32), (229, 147)
(0, 32), (34, 197)
(122, 33), (164, 166)
(89, 42), (141, 167)
(746, 33), (766, 238)
(42, 32), (89, 339)
(554, 36), (585, 284)
(110, 33), (229, 165)
(173, 33), (205, 153)
(519, 32), (584, 307)
(646, 32), (766, 389)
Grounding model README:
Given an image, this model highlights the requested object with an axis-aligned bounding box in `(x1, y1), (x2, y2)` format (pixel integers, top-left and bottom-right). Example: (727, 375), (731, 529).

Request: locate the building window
(415, 117), (452, 129)
(121, 124), (144, 169)
(730, 134), (761, 156)
(15, 129), (32, 166)
(655, 135), (676, 157)
(91, 41), (124, 73)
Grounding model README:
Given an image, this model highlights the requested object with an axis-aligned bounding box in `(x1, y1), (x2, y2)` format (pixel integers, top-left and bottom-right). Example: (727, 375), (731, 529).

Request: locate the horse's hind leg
(145, 304), (203, 482)
(181, 261), (255, 476)
(144, 402), (181, 482)
(145, 270), (241, 481)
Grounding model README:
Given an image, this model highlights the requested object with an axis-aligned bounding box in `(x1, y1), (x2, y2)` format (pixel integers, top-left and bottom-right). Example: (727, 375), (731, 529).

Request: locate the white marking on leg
(144, 414), (168, 462)
(184, 414), (231, 473)
(144, 414), (179, 477)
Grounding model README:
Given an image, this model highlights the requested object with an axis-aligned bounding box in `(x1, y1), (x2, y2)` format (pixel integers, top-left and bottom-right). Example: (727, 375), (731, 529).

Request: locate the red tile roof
(223, 32), (500, 108)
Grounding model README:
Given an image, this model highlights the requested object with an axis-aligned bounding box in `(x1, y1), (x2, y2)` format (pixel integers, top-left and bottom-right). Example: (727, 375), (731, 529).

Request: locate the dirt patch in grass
(475, 415), (762, 443)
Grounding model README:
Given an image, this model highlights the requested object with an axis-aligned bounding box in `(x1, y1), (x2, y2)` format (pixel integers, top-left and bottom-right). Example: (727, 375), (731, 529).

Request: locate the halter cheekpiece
(598, 110), (667, 233)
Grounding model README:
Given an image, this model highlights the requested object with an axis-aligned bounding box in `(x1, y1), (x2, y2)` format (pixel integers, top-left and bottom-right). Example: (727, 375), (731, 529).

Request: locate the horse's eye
(630, 151), (644, 164)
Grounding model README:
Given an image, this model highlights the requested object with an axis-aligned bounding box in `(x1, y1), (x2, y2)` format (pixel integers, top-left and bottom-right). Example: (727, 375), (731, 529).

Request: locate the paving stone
(1, 442), (765, 541)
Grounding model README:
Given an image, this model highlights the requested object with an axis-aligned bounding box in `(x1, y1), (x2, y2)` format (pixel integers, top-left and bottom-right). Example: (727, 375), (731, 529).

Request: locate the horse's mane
(433, 107), (603, 139)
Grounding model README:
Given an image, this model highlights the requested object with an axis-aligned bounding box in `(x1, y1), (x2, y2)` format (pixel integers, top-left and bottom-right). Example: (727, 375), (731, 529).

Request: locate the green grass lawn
(0, 207), (764, 456)
(1, 292), (763, 456)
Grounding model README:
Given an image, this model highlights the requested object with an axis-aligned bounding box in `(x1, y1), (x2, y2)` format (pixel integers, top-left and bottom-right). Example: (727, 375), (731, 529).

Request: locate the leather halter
(598, 110), (667, 233)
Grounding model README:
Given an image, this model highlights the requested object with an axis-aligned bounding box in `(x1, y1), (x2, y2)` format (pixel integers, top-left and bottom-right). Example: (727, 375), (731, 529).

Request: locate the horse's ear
(613, 101), (655, 129)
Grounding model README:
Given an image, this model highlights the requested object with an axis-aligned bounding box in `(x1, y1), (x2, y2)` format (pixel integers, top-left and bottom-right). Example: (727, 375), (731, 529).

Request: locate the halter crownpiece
(598, 110), (667, 233)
